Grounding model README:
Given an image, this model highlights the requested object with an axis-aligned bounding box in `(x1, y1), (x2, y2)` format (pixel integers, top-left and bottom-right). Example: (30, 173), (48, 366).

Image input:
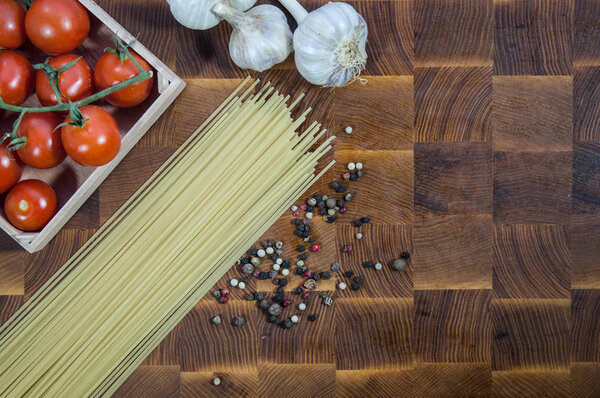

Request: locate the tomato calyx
(33, 56), (82, 105)
(1, 111), (28, 156)
(54, 102), (88, 130)
(105, 33), (141, 65)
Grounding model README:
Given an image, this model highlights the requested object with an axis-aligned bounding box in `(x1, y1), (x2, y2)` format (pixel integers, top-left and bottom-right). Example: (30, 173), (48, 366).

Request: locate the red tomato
(0, 0), (26, 49)
(0, 142), (24, 194)
(35, 53), (94, 107)
(4, 179), (57, 231)
(94, 50), (153, 108)
(0, 50), (34, 106)
(16, 112), (66, 169)
(25, 0), (89, 54)
(61, 105), (121, 167)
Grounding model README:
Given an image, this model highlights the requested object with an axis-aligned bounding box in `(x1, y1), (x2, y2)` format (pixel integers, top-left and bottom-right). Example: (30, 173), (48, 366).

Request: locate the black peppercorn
(307, 205), (314, 212)
(339, 185), (346, 193)
(284, 319), (293, 329)
(349, 173), (358, 181)
(276, 287), (284, 294)
(317, 201), (326, 209)
(296, 268), (304, 275)
(315, 194), (322, 201)
(273, 295), (283, 303)
(269, 253), (278, 261)
(337, 199), (345, 208)
(280, 278), (288, 287)
(246, 293), (255, 300)
(357, 169), (364, 177)
(295, 287), (302, 295)
(267, 315), (277, 323)
(327, 216), (335, 223)
(241, 257), (249, 264)
(319, 209), (327, 215)
(351, 282), (360, 290)
(345, 271), (354, 278)
(294, 219), (301, 226)
(355, 276), (363, 284)
(255, 292), (264, 301)
(242, 277), (249, 284)
(282, 260), (291, 269)
(363, 261), (373, 268)
(260, 241), (268, 248)
(354, 219), (362, 227)
(295, 230), (303, 238)
(401, 251), (411, 259)
(267, 240), (274, 247)
(302, 231), (310, 238)
(308, 237), (316, 243)
(313, 273), (321, 280)
(298, 245), (305, 252)
(322, 271), (331, 279)
(362, 217), (370, 223)
(250, 249), (258, 256)
(259, 272), (268, 280)
(331, 181), (341, 190)
(299, 254), (307, 261)
(308, 314), (317, 321)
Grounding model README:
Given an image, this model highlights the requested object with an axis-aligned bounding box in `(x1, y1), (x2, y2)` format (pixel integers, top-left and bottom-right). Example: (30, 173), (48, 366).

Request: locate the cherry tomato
(25, 0), (90, 54)
(16, 112), (66, 169)
(0, 0), (26, 49)
(0, 50), (34, 106)
(0, 142), (24, 194)
(61, 105), (121, 167)
(94, 50), (153, 108)
(35, 53), (94, 107)
(4, 179), (57, 231)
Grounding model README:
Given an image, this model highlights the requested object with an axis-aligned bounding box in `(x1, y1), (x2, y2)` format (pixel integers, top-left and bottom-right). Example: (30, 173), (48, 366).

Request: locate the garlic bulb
(166, 0), (256, 30)
(213, 4), (293, 72)
(278, 0), (368, 87)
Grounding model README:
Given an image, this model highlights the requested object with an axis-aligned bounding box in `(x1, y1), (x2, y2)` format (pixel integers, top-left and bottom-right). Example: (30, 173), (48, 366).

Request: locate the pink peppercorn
(302, 218), (310, 225)
(253, 270), (260, 278)
(302, 293), (309, 300)
(300, 204), (308, 211)
(340, 207), (347, 214)
(343, 172), (351, 181)
(218, 296), (228, 304)
(304, 270), (313, 278)
(343, 244), (353, 253)
(273, 278), (280, 285)
(292, 210), (300, 216)
(283, 299), (291, 307)
(311, 244), (320, 252)
(220, 288), (229, 296)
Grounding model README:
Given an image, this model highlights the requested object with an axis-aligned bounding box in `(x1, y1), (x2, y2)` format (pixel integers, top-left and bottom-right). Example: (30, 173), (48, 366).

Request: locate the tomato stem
(18, 0), (31, 8)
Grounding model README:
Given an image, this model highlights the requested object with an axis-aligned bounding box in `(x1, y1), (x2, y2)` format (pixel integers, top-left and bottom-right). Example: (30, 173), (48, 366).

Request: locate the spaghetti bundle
(0, 77), (334, 397)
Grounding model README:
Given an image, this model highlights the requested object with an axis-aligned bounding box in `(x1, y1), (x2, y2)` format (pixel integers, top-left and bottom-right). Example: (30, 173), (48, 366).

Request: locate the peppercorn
(280, 278), (288, 287)
(324, 297), (333, 306)
(273, 295), (283, 303)
(295, 268), (304, 275)
(220, 289), (229, 296)
(255, 292), (264, 301)
(356, 232), (363, 240)
(331, 262), (340, 272)
(393, 259), (407, 271)
(245, 293), (255, 301)
(315, 194), (322, 201)
(267, 315), (277, 323)
(327, 216), (336, 223)
(218, 296), (228, 304)
(308, 198), (317, 206)
(337, 199), (345, 208)
(355, 276), (363, 284)
(295, 287), (303, 295)
(282, 260), (291, 268)
(331, 181), (341, 190)
(308, 314), (317, 321)
(233, 316), (246, 327)
(320, 292), (328, 298)
(345, 271), (354, 278)
(351, 283), (360, 290)
(269, 253), (278, 261)
(326, 198), (337, 209)
(295, 230), (303, 238)
(363, 261), (373, 268)
(339, 186), (346, 193)
(375, 262), (383, 270)
(259, 272), (268, 280)
(268, 271), (277, 279)
(354, 219), (362, 227)
(343, 172), (351, 181)
(251, 257), (261, 267)
(343, 244), (353, 252)
(268, 303), (282, 316)
(283, 299), (292, 307)
(250, 249), (258, 256)
(327, 208), (336, 216)
(322, 271), (331, 279)
(307, 205), (314, 212)
(357, 169), (364, 177)
(213, 291), (221, 299)
(241, 257), (249, 264)
(299, 254), (307, 260)
(283, 319), (293, 329)
(212, 315), (222, 325)
(242, 277), (249, 284)
(276, 287), (284, 294)
(401, 251), (411, 259)
(291, 315), (300, 323)
(302, 231), (309, 238)
(259, 300), (271, 310)
(362, 217), (370, 223)
(294, 219), (301, 226)
(313, 273), (321, 281)
(297, 260), (305, 267)
(338, 282), (347, 290)
(298, 245), (305, 252)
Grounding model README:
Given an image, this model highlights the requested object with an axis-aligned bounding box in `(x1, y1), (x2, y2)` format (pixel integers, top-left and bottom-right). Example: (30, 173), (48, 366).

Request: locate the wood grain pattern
(491, 299), (571, 371)
(493, 225), (571, 298)
(415, 67), (492, 142)
(413, 215), (493, 290)
(415, 289), (491, 362)
(414, 142), (492, 216)
(493, 151), (572, 224)
(492, 370), (570, 398)
(1, 0), (599, 395)
(413, 362), (492, 398)
(492, 76), (573, 152)
(494, 0), (573, 75)
(414, 0), (493, 67)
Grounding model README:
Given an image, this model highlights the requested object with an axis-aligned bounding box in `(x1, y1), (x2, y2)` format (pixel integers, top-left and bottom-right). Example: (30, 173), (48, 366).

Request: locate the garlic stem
(212, 2), (255, 30)
(277, 0), (308, 24)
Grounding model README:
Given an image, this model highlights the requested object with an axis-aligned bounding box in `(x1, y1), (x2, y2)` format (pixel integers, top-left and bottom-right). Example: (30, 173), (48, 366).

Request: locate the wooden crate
(0, 0), (185, 253)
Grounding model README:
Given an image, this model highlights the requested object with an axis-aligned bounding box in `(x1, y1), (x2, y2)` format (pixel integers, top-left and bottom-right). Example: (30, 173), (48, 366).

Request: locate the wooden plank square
(141, 326), (180, 366)
(178, 300), (258, 372)
(574, 67), (600, 142)
(335, 298), (413, 369)
(0, 295), (23, 326)
(415, 289), (492, 362)
(333, 150), (413, 224)
(492, 76), (572, 152)
(99, 147), (174, 224)
(335, 224), (412, 298)
(492, 370), (570, 398)
(493, 225), (571, 299)
(181, 371), (258, 398)
(414, 0), (493, 66)
(415, 67), (492, 142)
(493, 0), (572, 75)
(573, 143), (600, 213)
(413, 363), (492, 398)
(571, 289), (600, 362)
(574, 0), (600, 65)
(24, 229), (95, 299)
(571, 215), (600, 289)
(258, 363), (336, 398)
(493, 151), (572, 225)
(413, 215), (493, 290)
(348, 0), (413, 75)
(113, 366), (180, 398)
(571, 363), (600, 398)
(0, 237), (25, 295)
(63, 190), (100, 230)
(334, 76), (413, 151)
(258, 290), (335, 364)
(414, 142), (492, 216)
(491, 299), (571, 371)
(336, 370), (414, 398)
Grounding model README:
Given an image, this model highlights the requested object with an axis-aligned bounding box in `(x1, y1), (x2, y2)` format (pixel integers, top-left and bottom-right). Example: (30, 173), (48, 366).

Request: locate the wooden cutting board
(1, 0), (599, 396)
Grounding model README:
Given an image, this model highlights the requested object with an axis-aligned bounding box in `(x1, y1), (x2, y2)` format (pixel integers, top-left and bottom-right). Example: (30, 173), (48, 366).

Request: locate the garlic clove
(214, 4), (293, 72)
(167, 0), (257, 30)
(291, 2), (368, 87)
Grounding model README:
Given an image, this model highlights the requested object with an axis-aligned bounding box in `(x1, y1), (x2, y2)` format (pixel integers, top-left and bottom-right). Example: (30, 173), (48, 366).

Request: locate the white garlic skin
(293, 2), (368, 87)
(227, 5), (293, 72)
(166, 0), (257, 30)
